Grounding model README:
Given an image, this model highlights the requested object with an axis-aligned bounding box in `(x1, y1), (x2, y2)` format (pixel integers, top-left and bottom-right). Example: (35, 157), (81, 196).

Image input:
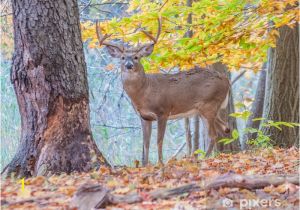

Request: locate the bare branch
(231, 70), (246, 85)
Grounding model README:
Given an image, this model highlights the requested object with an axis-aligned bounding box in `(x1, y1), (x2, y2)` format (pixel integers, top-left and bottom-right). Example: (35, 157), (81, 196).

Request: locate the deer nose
(125, 63), (133, 69)
(125, 62), (133, 69)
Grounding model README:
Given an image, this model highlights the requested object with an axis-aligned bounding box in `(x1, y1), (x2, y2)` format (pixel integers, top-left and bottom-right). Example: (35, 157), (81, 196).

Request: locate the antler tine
(141, 16), (162, 44)
(95, 20), (123, 51)
(155, 16), (162, 42)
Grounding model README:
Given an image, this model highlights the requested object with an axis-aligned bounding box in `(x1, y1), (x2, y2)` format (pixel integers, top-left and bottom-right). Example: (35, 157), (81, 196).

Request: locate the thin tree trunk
(184, 0), (193, 156)
(3, 0), (108, 177)
(193, 116), (200, 154)
(199, 118), (208, 151)
(262, 25), (299, 147)
(243, 63), (267, 149)
(184, 118), (192, 155)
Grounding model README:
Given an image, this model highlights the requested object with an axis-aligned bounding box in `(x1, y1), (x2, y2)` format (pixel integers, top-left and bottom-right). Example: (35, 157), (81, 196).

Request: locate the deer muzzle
(125, 61), (134, 70)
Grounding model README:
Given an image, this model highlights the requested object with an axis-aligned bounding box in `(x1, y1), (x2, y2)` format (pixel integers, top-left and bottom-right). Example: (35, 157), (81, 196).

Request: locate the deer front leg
(141, 118), (152, 166)
(157, 117), (167, 165)
(205, 118), (217, 157)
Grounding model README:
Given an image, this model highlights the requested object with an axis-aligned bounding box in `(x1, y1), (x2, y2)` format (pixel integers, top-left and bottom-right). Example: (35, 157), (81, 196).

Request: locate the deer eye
(121, 56), (125, 60)
(134, 56), (138, 60)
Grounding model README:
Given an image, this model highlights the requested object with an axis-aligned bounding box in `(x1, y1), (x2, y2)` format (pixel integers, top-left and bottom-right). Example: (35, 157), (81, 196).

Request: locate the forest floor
(1, 147), (299, 210)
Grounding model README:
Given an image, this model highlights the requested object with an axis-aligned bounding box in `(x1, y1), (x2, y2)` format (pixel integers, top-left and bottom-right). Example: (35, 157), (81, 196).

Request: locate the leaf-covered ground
(1, 148), (299, 209)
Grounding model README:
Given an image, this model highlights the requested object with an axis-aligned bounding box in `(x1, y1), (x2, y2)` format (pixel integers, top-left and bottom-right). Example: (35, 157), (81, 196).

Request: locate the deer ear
(138, 44), (154, 57)
(106, 46), (123, 58)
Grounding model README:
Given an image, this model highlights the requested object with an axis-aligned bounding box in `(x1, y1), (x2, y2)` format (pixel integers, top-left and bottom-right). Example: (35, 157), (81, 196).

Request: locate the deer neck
(121, 67), (147, 100)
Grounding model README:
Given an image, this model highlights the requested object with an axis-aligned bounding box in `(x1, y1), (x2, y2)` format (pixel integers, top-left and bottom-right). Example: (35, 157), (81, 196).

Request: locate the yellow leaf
(113, 187), (132, 194)
(105, 64), (115, 71)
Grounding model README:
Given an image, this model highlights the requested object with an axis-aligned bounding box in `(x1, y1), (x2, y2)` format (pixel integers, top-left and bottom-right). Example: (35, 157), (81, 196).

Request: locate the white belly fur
(168, 109), (198, 120)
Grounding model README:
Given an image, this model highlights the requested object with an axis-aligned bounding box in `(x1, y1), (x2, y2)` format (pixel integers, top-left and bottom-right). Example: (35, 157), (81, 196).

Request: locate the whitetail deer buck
(96, 18), (230, 166)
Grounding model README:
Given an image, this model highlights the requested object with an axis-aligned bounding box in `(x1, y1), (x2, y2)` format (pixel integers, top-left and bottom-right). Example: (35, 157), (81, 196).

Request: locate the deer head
(95, 18), (162, 73)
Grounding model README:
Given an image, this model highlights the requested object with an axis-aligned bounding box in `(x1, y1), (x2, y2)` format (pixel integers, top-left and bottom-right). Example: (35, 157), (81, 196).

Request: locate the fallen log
(72, 183), (200, 209)
(205, 172), (299, 190)
(71, 173), (299, 209)
(2, 195), (63, 207)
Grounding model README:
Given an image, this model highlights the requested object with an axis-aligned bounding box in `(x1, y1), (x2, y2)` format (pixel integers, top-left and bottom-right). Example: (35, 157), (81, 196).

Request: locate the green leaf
(218, 137), (236, 145)
(177, 38), (190, 45)
(276, 121), (297, 128)
(229, 111), (251, 120)
(244, 127), (258, 134)
(194, 149), (206, 155)
(291, 122), (300, 127)
(224, 138), (236, 145)
(252, 117), (265, 122)
(231, 129), (239, 139)
(235, 102), (245, 109)
(218, 138), (231, 143)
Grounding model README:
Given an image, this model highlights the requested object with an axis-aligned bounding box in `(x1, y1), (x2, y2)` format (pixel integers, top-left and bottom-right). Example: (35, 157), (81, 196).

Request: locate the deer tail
(221, 91), (229, 109)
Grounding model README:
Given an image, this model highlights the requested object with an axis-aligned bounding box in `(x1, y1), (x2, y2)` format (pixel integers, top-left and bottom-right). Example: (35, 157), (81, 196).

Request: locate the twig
(231, 70), (246, 85)
(93, 124), (140, 130)
(169, 142), (186, 161)
(159, 0), (169, 12)
(0, 12), (12, 17)
(79, 2), (129, 7)
(80, 0), (92, 14)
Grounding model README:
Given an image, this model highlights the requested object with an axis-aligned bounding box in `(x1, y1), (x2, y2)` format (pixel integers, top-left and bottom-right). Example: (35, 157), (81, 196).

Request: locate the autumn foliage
(81, 0), (298, 72)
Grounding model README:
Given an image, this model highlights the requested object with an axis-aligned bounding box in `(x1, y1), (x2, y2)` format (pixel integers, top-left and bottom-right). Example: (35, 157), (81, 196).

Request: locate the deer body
(96, 18), (230, 166)
(121, 66), (230, 165)
(122, 67), (229, 121)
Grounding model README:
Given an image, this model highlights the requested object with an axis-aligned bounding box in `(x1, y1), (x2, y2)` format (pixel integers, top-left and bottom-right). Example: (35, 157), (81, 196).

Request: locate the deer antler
(140, 17), (162, 44)
(95, 21), (123, 51)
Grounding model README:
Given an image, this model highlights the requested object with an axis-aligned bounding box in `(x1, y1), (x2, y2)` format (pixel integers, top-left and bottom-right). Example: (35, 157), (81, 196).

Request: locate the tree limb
(231, 70), (246, 85)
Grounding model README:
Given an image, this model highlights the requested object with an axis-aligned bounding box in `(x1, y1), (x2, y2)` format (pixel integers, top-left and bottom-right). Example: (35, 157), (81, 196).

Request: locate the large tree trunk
(262, 25), (299, 147)
(243, 64), (267, 149)
(3, 0), (108, 177)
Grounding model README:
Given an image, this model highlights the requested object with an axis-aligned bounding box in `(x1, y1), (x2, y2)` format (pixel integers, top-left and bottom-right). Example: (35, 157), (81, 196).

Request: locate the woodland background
(0, 0), (264, 169)
(0, 0), (299, 209)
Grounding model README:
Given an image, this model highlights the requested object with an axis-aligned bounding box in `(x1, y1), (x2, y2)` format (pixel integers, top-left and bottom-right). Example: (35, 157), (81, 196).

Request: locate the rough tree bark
(262, 25), (299, 147)
(243, 63), (267, 149)
(3, 0), (108, 177)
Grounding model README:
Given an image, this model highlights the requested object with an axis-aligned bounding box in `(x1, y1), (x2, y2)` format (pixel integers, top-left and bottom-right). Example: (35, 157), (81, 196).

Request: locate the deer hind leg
(141, 118), (152, 166)
(157, 117), (167, 165)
